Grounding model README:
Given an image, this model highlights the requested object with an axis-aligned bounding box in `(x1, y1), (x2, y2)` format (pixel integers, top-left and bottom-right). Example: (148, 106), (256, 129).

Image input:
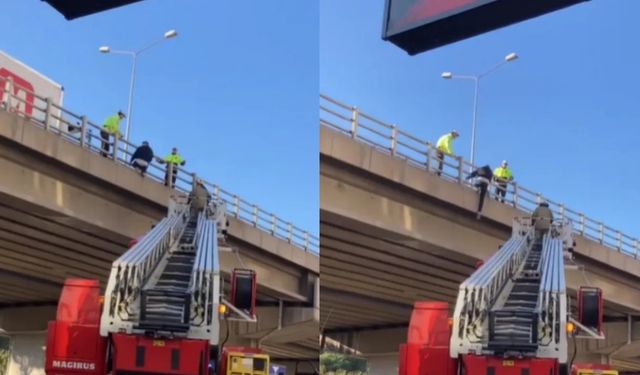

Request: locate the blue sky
(2, 1), (318, 236)
(321, 1), (640, 239)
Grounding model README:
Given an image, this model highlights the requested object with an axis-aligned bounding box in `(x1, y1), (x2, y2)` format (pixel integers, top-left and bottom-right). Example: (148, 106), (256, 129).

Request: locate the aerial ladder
(45, 189), (269, 375)
(399, 216), (615, 375)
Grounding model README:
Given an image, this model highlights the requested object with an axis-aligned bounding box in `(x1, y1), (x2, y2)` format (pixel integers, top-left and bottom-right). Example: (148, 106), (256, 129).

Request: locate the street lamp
(99, 29), (178, 153)
(441, 52), (518, 166)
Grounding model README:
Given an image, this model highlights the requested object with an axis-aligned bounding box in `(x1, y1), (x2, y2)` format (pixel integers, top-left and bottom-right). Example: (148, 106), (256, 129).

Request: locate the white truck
(0, 49), (64, 129)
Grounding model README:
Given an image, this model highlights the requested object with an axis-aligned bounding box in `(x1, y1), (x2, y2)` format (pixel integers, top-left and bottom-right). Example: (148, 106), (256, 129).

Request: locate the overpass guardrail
(320, 93), (638, 258)
(0, 75), (319, 254)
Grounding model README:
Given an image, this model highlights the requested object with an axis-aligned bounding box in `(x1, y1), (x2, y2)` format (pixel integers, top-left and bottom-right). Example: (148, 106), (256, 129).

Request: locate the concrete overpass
(320, 94), (640, 374)
(0, 106), (319, 374)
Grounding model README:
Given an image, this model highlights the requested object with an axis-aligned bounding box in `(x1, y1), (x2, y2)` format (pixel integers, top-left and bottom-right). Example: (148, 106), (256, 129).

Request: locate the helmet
(501, 160), (508, 166)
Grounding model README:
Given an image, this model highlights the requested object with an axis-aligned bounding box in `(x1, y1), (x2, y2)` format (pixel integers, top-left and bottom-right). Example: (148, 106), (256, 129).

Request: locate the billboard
(42, 0), (145, 20)
(382, 0), (588, 55)
(0, 50), (64, 129)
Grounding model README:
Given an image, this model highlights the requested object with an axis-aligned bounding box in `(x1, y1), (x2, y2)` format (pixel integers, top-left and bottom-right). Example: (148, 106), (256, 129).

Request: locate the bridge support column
(365, 352), (399, 375)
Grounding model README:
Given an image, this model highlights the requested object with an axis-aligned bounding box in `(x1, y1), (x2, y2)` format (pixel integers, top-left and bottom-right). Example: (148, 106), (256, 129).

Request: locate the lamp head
(164, 29), (178, 39)
(505, 52), (518, 62)
(99, 46), (110, 53)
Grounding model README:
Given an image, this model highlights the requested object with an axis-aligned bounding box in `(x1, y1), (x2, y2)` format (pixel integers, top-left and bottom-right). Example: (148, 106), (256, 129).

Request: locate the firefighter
(101, 110), (125, 157)
(493, 160), (513, 203)
(465, 164), (493, 219)
(160, 147), (186, 188)
(130, 141), (154, 176)
(189, 178), (210, 215)
(532, 201), (554, 242)
(435, 130), (459, 176)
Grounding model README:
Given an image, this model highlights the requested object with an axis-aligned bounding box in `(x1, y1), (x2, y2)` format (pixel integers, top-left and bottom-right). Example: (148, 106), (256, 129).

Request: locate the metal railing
(101, 204), (188, 332)
(451, 232), (529, 355)
(320, 93), (639, 258)
(538, 232), (567, 353)
(0, 75), (319, 253)
(189, 210), (222, 343)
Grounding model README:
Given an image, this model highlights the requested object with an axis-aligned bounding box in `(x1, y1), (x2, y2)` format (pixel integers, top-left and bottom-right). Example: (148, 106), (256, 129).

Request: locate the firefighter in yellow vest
(101, 111), (125, 157)
(435, 130), (459, 176)
(160, 147), (186, 188)
(493, 160), (514, 203)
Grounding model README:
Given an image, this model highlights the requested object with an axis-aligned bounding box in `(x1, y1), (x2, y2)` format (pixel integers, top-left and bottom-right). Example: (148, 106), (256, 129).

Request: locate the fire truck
(44, 193), (270, 374)
(399, 217), (619, 375)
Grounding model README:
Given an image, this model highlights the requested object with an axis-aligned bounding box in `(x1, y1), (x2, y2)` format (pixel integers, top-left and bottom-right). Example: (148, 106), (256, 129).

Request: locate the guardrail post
(350, 106), (359, 138)
(536, 193), (542, 204)
(214, 185), (220, 201)
(390, 125), (397, 155)
(559, 204), (565, 220)
(426, 143), (432, 172)
(44, 97), (52, 130)
(304, 232), (310, 251)
(457, 157), (463, 183)
(271, 214), (277, 234)
(191, 173), (197, 190)
(579, 214), (585, 235)
(634, 239), (639, 258)
(287, 223), (293, 243)
(80, 116), (88, 148)
(233, 196), (240, 217)
(599, 223), (604, 244)
(252, 205), (258, 227)
(512, 183), (519, 209)
(3, 78), (12, 111)
(617, 231), (622, 251)
(167, 162), (174, 188)
(112, 134), (119, 161)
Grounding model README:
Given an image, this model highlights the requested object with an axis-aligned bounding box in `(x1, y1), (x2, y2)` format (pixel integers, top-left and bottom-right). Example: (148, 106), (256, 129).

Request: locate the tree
(320, 352), (367, 374)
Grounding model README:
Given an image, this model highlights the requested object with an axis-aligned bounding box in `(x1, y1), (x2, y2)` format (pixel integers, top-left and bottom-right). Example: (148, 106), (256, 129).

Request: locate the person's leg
(171, 169), (178, 188)
(436, 151), (444, 176)
(478, 183), (488, 212)
(100, 130), (110, 157)
(498, 182), (507, 202)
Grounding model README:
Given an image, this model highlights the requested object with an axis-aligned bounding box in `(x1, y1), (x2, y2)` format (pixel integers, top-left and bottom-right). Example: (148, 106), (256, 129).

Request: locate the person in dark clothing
(466, 165), (493, 219)
(130, 141), (154, 176)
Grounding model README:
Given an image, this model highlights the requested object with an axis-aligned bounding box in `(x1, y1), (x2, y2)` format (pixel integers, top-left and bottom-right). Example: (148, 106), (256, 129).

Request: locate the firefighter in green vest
(493, 160), (514, 203)
(160, 147), (186, 188)
(101, 111), (125, 157)
(435, 130), (459, 176)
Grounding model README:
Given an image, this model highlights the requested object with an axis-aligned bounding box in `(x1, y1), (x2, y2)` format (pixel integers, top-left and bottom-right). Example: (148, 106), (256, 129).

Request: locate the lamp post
(441, 52), (518, 166)
(99, 29), (178, 154)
